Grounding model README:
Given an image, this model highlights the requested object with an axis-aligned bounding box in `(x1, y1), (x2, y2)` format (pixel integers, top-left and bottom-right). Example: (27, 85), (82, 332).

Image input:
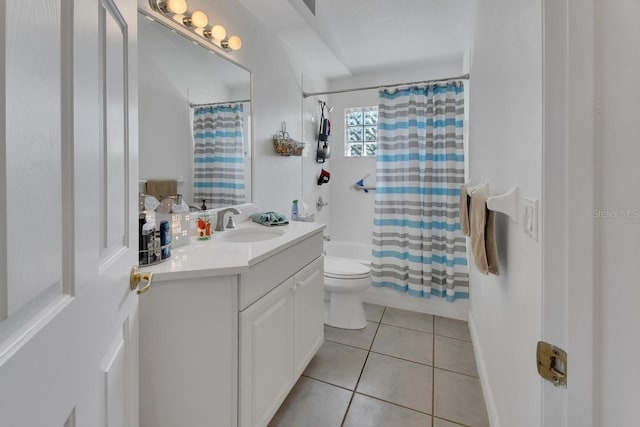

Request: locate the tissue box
(155, 212), (191, 248)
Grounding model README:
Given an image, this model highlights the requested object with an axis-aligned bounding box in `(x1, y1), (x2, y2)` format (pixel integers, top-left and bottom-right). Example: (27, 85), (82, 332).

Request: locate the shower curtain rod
(189, 99), (251, 108)
(302, 73), (470, 98)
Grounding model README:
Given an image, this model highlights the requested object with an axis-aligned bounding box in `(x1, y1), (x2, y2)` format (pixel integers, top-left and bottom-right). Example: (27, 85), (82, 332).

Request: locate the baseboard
(361, 286), (469, 321)
(468, 309), (500, 427)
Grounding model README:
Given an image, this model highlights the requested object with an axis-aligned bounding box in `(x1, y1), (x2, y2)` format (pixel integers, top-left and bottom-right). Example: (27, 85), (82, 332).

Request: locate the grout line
(434, 333), (473, 343)
(323, 338), (372, 352)
(367, 350), (433, 368)
(432, 315), (435, 427)
(433, 415), (472, 427)
(433, 366), (480, 379)
(432, 365), (480, 379)
(339, 391), (355, 427)
(299, 374), (355, 393)
(379, 320), (434, 334)
(340, 306), (387, 426)
(338, 306), (386, 427)
(353, 391), (433, 416)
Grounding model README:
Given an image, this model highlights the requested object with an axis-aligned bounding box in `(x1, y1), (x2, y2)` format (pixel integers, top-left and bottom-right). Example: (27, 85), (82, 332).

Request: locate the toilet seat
(324, 256), (370, 279)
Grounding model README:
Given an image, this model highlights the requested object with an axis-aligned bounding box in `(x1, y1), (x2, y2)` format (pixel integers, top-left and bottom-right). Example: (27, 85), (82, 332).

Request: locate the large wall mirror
(138, 12), (252, 209)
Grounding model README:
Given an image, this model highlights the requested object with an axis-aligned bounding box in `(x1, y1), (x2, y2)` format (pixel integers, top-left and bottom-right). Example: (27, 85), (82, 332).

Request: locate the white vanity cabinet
(139, 226), (325, 427)
(292, 257), (324, 378)
(239, 256), (324, 427)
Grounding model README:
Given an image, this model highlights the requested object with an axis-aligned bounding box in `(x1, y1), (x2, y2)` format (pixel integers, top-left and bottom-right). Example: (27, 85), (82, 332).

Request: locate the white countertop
(146, 220), (326, 282)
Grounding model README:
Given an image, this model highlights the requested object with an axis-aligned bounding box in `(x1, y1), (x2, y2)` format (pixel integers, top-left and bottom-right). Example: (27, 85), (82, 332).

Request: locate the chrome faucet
(215, 207), (241, 231)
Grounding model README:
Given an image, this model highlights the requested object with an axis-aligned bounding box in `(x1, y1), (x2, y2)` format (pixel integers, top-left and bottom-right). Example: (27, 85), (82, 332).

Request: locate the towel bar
(466, 180), (489, 195)
(487, 186), (520, 224)
(352, 185), (376, 192)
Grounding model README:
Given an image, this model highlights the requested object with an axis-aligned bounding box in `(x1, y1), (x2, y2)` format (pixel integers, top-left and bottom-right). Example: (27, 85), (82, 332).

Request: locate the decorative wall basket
(273, 137), (305, 156)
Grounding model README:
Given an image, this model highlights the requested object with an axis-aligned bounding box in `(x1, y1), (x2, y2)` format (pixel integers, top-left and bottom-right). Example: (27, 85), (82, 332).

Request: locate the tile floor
(269, 303), (489, 427)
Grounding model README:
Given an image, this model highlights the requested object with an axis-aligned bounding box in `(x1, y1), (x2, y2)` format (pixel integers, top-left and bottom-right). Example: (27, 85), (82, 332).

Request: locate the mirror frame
(137, 3), (255, 213)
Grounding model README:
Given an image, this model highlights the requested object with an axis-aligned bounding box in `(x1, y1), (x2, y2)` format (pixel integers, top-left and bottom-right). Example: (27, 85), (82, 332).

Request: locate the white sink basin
(216, 227), (285, 243)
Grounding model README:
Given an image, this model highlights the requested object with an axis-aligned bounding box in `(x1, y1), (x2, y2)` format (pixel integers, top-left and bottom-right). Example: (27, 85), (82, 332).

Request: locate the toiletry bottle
(160, 220), (171, 260)
(139, 213), (147, 262)
(141, 223), (156, 264)
(291, 200), (299, 221)
(197, 214), (211, 240)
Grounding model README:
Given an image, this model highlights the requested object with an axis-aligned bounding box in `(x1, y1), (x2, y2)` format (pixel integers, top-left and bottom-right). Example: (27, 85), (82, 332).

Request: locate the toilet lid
(325, 256), (371, 279)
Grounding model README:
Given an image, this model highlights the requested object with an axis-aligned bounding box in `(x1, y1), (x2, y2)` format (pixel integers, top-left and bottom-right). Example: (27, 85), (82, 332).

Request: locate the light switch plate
(523, 197), (539, 241)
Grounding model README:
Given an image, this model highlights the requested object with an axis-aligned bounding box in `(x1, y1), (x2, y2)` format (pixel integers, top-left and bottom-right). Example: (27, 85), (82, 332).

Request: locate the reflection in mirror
(138, 13), (251, 209)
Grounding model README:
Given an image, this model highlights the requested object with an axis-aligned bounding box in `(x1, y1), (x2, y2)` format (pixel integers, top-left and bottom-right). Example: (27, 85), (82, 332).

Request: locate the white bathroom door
(0, 0), (141, 426)
(543, 1), (640, 426)
(541, 0), (613, 426)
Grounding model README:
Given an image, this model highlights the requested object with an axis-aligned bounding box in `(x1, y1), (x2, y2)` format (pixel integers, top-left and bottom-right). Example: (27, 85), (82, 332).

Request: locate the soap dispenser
(291, 200), (299, 221)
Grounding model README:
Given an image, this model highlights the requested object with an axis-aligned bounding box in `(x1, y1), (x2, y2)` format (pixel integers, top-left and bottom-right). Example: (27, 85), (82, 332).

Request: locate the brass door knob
(130, 266), (154, 295)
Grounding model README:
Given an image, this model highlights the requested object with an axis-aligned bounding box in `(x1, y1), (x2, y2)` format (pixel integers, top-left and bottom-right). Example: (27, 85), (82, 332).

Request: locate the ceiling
(237, 0), (474, 79)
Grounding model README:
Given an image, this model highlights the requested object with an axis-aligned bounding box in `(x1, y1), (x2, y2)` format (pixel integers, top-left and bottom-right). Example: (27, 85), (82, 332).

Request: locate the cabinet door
(293, 256), (325, 378)
(239, 278), (294, 427)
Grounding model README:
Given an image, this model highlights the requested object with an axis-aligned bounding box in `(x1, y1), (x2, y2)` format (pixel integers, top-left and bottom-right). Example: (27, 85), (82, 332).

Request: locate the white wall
(598, 1), (640, 424)
(301, 81), (331, 231)
(468, 0), (543, 426)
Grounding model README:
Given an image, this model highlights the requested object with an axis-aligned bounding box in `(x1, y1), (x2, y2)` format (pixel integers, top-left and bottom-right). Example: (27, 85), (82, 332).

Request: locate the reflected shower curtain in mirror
(193, 104), (245, 207)
(372, 82), (469, 302)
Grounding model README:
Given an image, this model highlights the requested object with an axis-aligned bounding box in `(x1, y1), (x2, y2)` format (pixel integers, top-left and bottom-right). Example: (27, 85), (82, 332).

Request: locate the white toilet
(323, 256), (371, 329)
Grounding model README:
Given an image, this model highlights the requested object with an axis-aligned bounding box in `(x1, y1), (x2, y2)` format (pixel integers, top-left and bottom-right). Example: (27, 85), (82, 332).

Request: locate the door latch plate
(537, 341), (567, 387)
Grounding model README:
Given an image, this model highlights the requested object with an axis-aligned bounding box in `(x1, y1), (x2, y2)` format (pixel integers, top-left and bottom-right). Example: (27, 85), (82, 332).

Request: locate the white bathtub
(323, 240), (469, 321)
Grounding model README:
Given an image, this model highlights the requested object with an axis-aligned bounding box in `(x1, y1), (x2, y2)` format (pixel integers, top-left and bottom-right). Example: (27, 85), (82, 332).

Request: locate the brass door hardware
(130, 266), (154, 295)
(537, 341), (567, 387)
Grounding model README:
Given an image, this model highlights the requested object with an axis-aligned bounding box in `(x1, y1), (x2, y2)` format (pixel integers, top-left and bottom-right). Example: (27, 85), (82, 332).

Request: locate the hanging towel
(460, 184), (471, 236)
(146, 179), (178, 200)
(469, 192), (499, 275)
(250, 212), (289, 227)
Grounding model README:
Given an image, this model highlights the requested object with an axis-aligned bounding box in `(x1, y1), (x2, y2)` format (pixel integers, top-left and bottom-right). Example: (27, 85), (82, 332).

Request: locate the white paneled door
(0, 0), (141, 425)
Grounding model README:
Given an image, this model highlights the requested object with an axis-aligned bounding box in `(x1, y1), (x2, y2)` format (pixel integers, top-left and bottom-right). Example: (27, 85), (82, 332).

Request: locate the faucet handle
(226, 215), (236, 229)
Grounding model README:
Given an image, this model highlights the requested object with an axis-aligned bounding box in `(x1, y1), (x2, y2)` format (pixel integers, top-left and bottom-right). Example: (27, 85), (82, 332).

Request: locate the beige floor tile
(433, 417), (466, 427)
(324, 321), (379, 350)
(434, 317), (472, 341)
(343, 393), (432, 427)
(363, 302), (385, 322)
(433, 368), (489, 427)
(356, 352), (433, 414)
(303, 341), (368, 390)
(268, 376), (352, 427)
(371, 324), (433, 365)
(434, 335), (478, 377)
(381, 307), (434, 333)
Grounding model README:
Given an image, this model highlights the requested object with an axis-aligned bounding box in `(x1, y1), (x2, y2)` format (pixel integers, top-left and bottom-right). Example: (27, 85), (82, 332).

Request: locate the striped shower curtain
(193, 104), (245, 207)
(371, 82), (469, 302)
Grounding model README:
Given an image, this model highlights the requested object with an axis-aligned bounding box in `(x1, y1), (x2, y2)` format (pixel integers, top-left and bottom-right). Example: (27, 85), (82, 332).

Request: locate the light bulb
(210, 25), (226, 40)
(189, 10), (208, 28)
(227, 35), (242, 50)
(164, 0), (187, 15)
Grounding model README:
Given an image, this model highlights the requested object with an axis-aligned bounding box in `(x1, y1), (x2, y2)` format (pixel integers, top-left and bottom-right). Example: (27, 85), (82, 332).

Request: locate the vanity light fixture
(160, 0), (187, 15)
(222, 35), (242, 51)
(204, 24), (227, 41)
(149, 0), (243, 53)
(184, 10), (208, 28)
